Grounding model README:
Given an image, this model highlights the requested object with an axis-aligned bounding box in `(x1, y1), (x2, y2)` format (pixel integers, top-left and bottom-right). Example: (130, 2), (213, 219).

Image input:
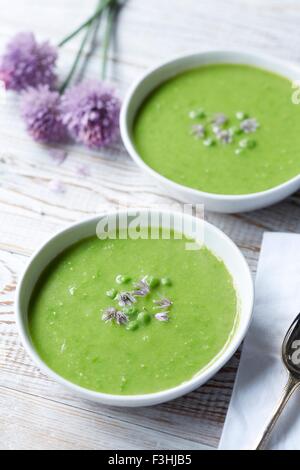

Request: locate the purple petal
(240, 118), (259, 134)
(217, 129), (233, 144)
(76, 164), (90, 177)
(133, 278), (150, 297)
(191, 124), (205, 139)
(115, 311), (129, 325)
(212, 113), (228, 126)
(48, 179), (66, 194)
(155, 312), (169, 322)
(49, 149), (68, 165)
(118, 292), (136, 307)
(153, 298), (173, 309)
(102, 307), (117, 322)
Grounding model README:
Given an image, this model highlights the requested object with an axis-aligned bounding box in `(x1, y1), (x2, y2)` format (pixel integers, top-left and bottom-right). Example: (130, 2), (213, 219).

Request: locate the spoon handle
(255, 375), (300, 450)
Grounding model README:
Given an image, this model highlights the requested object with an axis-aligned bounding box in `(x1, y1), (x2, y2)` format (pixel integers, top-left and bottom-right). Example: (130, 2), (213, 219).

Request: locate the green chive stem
(58, 0), (113, 48)
(59, 27), (92, 93)
(60, 0), (104, 93)
(101, 3), (116, 80)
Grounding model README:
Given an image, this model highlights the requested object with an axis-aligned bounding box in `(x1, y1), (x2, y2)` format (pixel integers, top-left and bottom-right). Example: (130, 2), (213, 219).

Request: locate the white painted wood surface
(1, 0), (300, 450)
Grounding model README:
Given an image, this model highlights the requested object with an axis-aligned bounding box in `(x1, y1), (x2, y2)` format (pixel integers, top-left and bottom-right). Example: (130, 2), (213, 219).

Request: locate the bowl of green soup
(16, 210), (253, 406)
(120, 51), (300, 213)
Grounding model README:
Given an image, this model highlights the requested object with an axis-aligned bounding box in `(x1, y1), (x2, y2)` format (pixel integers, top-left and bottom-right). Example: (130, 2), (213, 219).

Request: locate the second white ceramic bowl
(120, 51), (300, 213)
(16, 210), (254, 407)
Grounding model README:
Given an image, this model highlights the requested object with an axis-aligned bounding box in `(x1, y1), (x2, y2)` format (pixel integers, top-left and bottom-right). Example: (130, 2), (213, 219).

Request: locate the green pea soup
(133, 64), (300, 195)
(29, 233), (238, 395)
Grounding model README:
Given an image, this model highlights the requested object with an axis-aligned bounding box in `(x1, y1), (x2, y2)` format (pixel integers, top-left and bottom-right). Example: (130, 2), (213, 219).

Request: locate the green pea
(137, 311), (152, 325)
(189, 108), (206, 119)
(126, 320), (139, 331)
(247, 139), (256, 149)
(106, 288), (117, 299)
(236, 111), (248, 120)
(203, 138), (215, 147)
(239, 138), (256, 150)
(123, 306), (138, 317)
(161, 277), (172, 286)
(230, 126), (242, 136)
(115, 274), (131, 285)
(146, 276), (160, 289)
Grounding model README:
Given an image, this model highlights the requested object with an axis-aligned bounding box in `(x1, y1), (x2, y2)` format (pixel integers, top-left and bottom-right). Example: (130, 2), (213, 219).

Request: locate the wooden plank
(0, 386), (213, 450)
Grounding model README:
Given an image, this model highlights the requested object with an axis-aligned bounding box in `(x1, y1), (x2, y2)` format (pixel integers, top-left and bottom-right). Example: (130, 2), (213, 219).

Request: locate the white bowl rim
(120, 49), (300, 203)
(15, 209), (254, 407)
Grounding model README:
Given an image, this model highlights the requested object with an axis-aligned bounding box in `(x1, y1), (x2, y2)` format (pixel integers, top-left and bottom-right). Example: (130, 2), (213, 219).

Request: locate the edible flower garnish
(102, 307), (129, 325)
(188, 107), (260, 153)
(102, 275), (174, 330)
(133, 277), (150, 297)
(191, 124), (205, 139)
(102, 307), (116, 322)
(118, 291), (136, 307)
(217, 129), (233, 145)
(153, 298), (173, 309)
(240, 118), (259, 134)
(211, 113), (228, 126)
(155, 312), (169, 322)
(115, 310), (129, 325)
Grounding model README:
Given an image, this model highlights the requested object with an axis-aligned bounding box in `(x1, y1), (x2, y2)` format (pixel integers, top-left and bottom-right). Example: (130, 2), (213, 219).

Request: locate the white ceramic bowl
(16, 210), (254, 407)
(120, 51), (300, 213)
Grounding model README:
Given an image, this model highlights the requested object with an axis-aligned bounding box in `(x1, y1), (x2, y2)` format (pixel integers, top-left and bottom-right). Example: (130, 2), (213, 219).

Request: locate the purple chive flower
(191, 124), (205, 139)
(212, 113), (228, 126)
(133, 278), (150, 297)
(102, 307), (128, 325)
(102, 307), (118, 322)
(155, 312), (169, 322)
(0, 32), (57, 92)
(21, 86), (68, 143)
(115, 311), (129, 325)
(61, 81), (121, 149)
(118, 292), (136, 307)
(240, 118), (259, 134)
(217, 129), (233, 145)
(153, 298), (173, 309)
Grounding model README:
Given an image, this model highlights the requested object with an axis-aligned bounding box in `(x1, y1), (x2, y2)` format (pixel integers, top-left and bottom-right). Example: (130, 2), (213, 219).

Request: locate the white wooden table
(1, 0), (300, 450)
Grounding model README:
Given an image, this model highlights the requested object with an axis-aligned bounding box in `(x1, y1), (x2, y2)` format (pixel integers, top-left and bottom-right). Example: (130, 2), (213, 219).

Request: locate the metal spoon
(255, 313), (300, 450)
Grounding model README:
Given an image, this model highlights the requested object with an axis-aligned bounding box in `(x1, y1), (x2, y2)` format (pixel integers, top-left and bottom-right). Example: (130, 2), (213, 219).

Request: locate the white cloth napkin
(219, 232), (300, 450)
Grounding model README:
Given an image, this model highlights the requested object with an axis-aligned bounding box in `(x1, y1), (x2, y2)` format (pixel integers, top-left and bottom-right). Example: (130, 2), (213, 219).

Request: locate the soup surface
(133, 64), (300, 195)
(29, 234), (238, 395)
